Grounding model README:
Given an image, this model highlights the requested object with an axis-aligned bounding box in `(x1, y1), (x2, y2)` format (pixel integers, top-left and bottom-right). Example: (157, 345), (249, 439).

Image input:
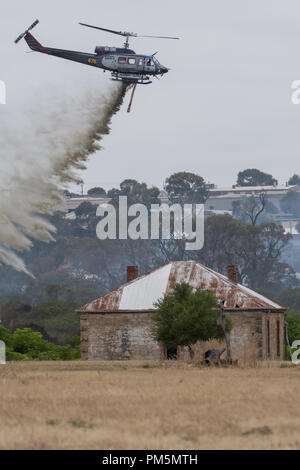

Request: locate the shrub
(2, 327), (80, 361)
(152, 282), (231, 350)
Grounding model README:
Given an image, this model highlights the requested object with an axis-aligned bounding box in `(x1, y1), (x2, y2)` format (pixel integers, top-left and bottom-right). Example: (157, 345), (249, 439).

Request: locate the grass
(0, 360), (300, 450)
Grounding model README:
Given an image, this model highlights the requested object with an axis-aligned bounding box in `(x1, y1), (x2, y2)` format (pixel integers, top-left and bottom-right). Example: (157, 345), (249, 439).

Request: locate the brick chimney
(228, 265), (238, 283)
(127, 266), (138, 283)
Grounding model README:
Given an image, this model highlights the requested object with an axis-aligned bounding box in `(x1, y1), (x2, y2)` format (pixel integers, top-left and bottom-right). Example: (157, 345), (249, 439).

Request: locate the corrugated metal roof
(78, 261), (284, 312)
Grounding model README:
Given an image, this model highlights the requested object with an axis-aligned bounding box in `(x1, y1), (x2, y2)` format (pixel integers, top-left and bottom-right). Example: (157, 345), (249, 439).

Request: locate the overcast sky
(1, 0), (300, 192)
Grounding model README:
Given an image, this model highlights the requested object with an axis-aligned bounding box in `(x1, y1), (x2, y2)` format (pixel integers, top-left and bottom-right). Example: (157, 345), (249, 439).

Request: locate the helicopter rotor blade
(79, 23), (179, 40)
(79, 23), (137, 37)
(138, 35), (180, 40)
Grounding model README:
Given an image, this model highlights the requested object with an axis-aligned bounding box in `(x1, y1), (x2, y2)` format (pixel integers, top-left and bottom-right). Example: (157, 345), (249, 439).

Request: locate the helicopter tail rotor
(15, 19), (39, 44)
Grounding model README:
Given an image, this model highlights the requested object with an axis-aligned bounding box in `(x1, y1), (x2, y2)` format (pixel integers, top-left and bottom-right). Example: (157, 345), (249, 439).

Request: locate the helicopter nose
(160, 67), (169, 74)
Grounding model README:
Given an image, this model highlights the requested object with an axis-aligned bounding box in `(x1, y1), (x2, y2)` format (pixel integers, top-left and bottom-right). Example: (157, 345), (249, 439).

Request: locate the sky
(1, 0), (300, 193)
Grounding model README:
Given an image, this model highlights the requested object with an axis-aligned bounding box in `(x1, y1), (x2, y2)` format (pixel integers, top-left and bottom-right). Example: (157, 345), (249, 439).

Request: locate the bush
(0, 325), (11, 346)
(152, 282), (232, 350)
(1, 327), (80, 361)
(6, 349), (27, 361)
(286, 315), (300, 345)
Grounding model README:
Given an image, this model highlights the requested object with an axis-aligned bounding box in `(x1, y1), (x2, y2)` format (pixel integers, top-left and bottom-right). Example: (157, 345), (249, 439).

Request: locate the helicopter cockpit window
(146, 58), (152, 66)
(118, 57), (126, 64)
(128, 58), (136, 65)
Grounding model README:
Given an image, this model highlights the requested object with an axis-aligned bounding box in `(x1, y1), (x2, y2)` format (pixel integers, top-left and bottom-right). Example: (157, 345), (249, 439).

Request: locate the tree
(3, 327), (81, 360)
(189, 214), (295, 292)
(73, 202), (98, 236)
(151, 283), (231, 357)
(74, 201), (96, 218)
(87, 187), (106, 197)
(237, 169), (278, 187)
(0, 300), (32, 330)
(165, 172), (208, 203)
(120, 179), (138, 194)
(288, 174), (300, 186)
(276, 288), (300, 312)
(11, 328), (47, 357)
(0, 325), (11, 345)
(285, 315), (300, 355)
(108, 179), (159, 208)
(232, 194), (266, 225)
(45, 284), (69, 302)
(280, 191), (300, 217)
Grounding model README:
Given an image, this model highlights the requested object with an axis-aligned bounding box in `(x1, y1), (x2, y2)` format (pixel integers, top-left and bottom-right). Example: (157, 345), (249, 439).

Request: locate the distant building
(78, 261), (285, 362)
(158, 189), (170, 204)
(55, 195), (110, 213)
(205, 185), (300, 212)
(56, 188), (171, 213)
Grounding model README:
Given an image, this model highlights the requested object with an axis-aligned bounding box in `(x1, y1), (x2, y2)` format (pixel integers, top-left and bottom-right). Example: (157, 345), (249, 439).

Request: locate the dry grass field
(0, 360), (300, 450)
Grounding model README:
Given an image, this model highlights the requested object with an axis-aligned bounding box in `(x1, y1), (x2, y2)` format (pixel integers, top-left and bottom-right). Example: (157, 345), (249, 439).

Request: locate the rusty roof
(78, 261), (284, 313)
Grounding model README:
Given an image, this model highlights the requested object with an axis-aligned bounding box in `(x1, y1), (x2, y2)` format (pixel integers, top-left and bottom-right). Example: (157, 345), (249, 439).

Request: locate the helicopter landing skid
(111, 72), (152, 85)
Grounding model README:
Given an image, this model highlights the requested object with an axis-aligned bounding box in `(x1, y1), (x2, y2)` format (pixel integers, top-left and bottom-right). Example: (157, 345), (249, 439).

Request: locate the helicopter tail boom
(24, 32), (49, 54)
(22, 31), (101, 69)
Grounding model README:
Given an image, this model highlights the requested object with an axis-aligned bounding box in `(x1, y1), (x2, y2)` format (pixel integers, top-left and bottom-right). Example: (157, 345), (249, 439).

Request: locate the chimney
(127, 266), (138, 283)
(228, 265), (238, 283)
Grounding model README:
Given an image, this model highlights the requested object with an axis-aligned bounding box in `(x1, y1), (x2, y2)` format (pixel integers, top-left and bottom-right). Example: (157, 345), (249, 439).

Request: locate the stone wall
(179, 311), (285, 361)
(261, 311), (285, 360)
(226, 311), (264, 361)
(80, 310), (285, 361)
(80, 312), (161, 360)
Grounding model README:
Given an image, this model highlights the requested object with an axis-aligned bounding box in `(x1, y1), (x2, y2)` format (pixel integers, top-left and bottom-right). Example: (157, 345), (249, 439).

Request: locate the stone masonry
(80, 312), (161, 361)
(80, 309), (285, 361)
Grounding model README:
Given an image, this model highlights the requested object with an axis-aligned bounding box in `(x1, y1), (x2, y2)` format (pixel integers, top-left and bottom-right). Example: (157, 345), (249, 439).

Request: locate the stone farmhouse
(78, 261), (286, 361)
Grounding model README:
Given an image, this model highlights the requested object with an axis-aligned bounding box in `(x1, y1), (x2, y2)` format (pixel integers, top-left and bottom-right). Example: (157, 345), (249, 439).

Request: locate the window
(277, 320), (280, 357)
(266, 318), (270, 358)
(118, 57), (126, 64)
(138, 58), (143, 66)
(127, 58), (136, 65)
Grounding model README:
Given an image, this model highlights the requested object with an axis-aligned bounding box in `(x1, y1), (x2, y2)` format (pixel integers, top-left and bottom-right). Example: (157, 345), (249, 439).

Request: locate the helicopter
(15, 20), (179, 112)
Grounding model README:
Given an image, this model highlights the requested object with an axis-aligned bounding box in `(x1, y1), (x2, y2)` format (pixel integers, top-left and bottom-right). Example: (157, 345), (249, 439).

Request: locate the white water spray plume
(0, 82), (127, 275)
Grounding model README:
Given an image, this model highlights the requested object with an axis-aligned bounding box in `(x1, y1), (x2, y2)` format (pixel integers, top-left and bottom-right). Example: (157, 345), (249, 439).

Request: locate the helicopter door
(103, 55), (117, 70)
(145, 57), (155, 73)
(117, 56), (128, 71)
(137, 58), (144, 72)
(127, 57), (137, 71)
